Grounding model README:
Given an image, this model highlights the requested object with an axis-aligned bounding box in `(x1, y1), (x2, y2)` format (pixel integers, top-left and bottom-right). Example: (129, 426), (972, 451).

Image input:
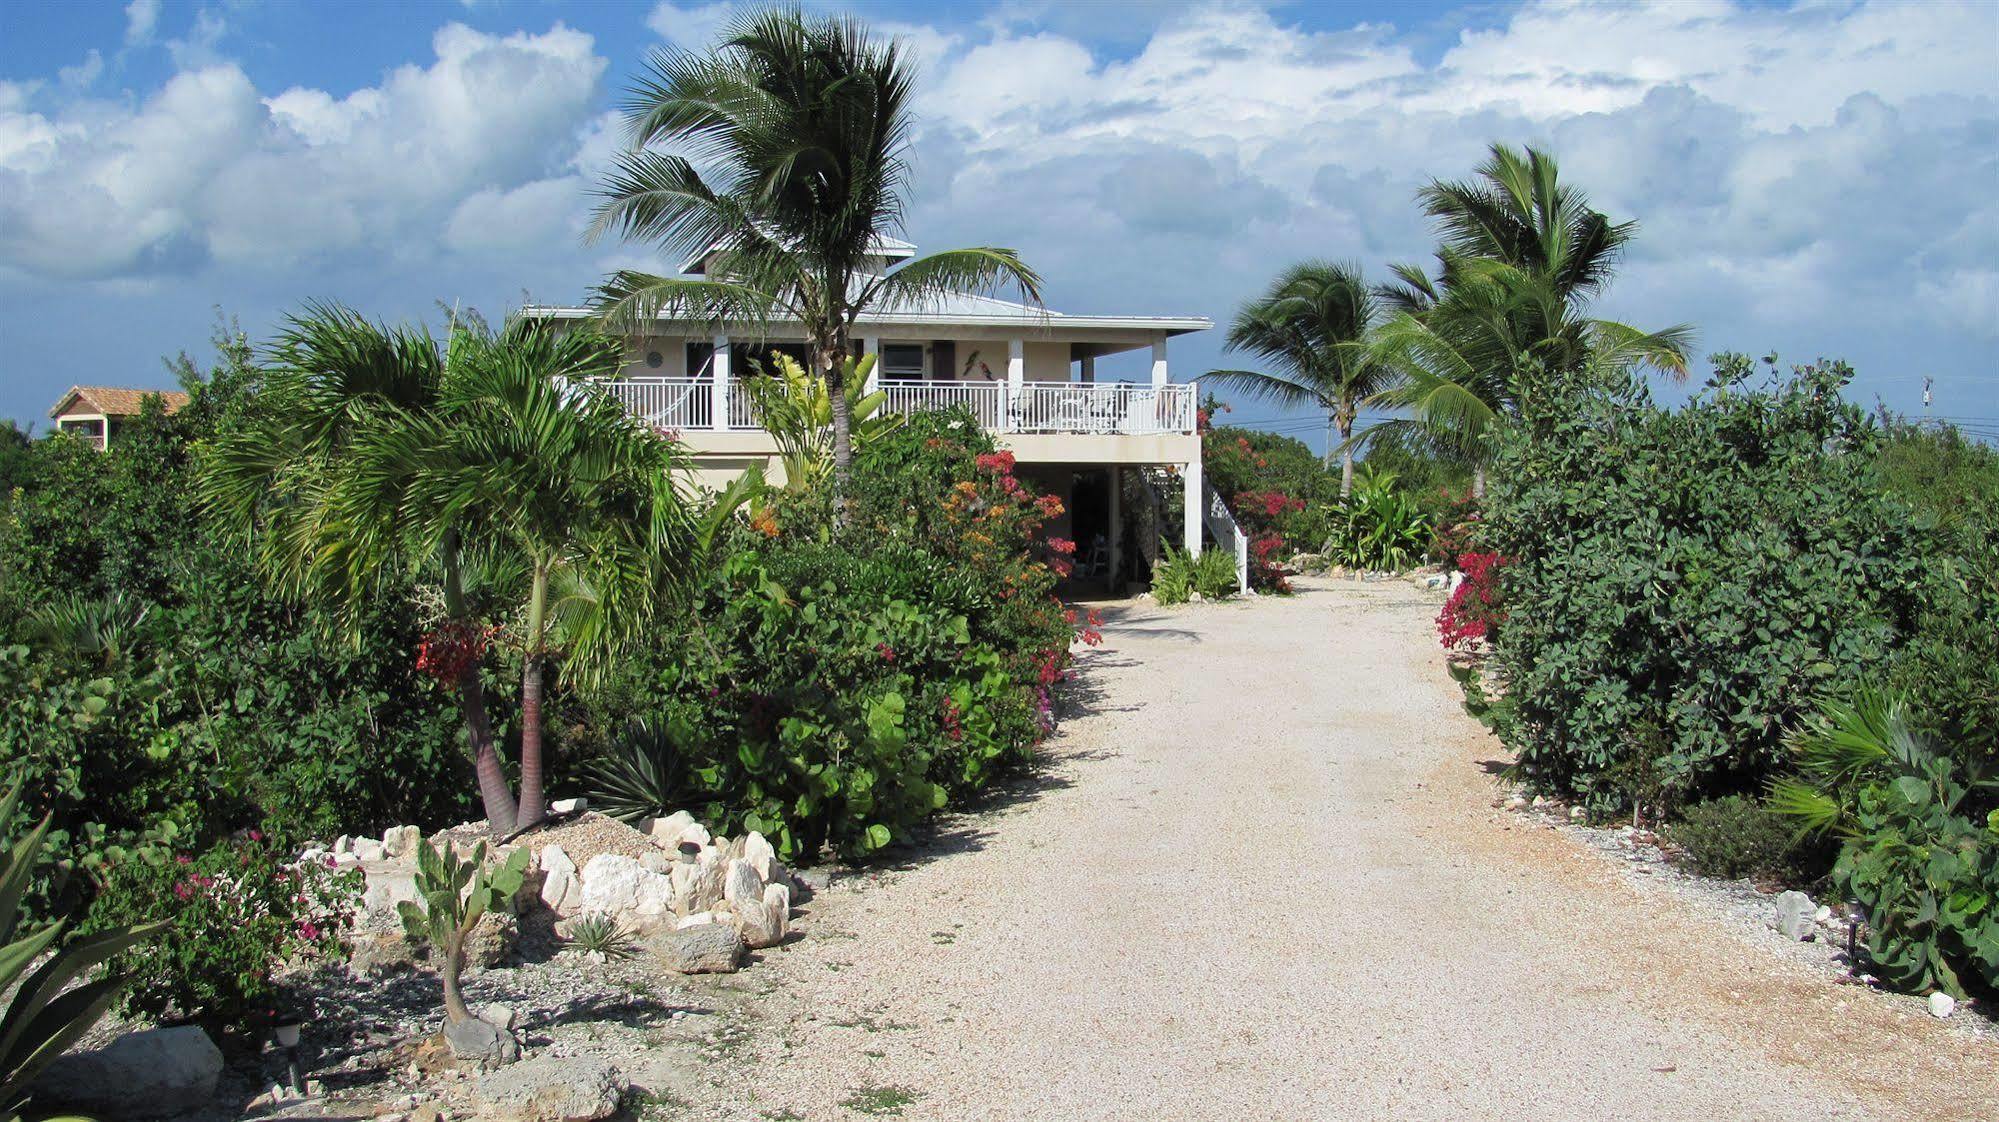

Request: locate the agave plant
(1, 782), (163, 1117)
(583, 717), (692, 826)
(564, 914), (638, 961)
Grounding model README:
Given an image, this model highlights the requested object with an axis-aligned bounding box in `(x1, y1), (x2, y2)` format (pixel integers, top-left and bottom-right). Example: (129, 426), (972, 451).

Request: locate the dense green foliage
(1474, 355), (1933, 814)
(567, 411), (1076, 862)
(1769, 691), (1997, 998)
(0, 343), (470, 912)
(1874, 422), (1999, 777)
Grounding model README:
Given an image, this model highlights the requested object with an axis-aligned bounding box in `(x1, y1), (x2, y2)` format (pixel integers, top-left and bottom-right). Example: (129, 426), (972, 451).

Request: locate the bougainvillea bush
(84, 832), (361, 1030)
(1437, 552), (1506, 649)
(1472, 355), (1935, 814)
(572, 410), (1085, 862)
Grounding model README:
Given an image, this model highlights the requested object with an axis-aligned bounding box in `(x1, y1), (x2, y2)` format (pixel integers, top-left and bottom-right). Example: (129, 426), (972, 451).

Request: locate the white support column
(711, 334), (730, 431)
(1006, 338), (1025, 432)
(1150, 335), (1168, 389)
(1080, 355), (1096, 384)
(1182, 457), (1203, 558)
(860, 336), (880, 394)
(1106, 466), (1122, 593)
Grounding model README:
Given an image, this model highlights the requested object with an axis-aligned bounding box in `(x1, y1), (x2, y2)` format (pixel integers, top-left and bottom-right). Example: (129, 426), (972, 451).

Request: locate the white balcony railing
(878, 379), (1006, 430)
(599, 377), (1195, 437)
(1010, 382), (1193, 435)
(603, 377), (710, 431)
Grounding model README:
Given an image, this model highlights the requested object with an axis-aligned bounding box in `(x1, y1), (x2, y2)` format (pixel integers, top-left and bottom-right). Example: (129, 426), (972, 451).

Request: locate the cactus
(396, 839), (530, 1024)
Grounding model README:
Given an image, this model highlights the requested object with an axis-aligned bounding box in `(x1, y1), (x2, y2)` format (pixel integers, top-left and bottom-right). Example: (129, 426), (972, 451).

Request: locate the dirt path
(664, 578), (1997, 1121)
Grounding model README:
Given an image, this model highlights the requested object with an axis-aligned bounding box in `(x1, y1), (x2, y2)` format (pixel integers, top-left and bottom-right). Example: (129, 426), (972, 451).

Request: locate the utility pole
(1923, 376), (1934, 417)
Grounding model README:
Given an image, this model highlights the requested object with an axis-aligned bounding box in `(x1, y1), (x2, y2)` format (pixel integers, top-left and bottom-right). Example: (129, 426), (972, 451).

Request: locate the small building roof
(48, 385), (191, 420)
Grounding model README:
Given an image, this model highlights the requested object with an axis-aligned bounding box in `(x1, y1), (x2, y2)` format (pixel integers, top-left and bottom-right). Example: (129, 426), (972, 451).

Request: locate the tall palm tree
(1364, 144), (1693, 494)
(589, 5), (1043, 503)
(1200, 261), (1395, 497)
(204, 305), (523, 837)
(345, 325), (696, 831)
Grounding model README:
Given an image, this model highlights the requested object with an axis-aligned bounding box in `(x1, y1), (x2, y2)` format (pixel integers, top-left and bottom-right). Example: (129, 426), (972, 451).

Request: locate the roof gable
(49, 385), (191, 419)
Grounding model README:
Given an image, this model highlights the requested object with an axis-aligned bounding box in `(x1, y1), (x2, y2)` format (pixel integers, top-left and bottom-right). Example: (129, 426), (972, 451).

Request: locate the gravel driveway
(667, 577), (1996, 1121)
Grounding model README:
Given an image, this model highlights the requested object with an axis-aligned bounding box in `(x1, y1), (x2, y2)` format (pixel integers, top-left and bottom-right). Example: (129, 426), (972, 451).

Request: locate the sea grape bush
(1474, 355), (1932, 812)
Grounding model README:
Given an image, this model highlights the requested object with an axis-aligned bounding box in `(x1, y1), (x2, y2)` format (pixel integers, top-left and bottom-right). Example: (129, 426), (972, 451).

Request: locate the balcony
(600, 377), (1197, 437)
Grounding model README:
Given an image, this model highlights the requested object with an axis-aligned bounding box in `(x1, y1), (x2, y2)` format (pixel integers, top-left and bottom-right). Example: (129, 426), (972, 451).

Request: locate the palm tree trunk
(442, 533), (516, 839)
(825, 332), (853, 520)
(1472, 465), (1487, 500)
(515, 561), (549, 831)
(1338, 416), (1356, 499)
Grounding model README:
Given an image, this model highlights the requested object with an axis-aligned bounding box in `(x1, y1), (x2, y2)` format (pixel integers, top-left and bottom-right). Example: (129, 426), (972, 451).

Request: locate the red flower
(1046, 537), (1077, 555)
(975, 450), (1016, 474)
(877, 643), (897, 663)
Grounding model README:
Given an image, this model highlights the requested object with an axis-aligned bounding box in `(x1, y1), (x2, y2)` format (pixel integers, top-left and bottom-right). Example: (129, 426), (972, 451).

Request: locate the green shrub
(1770, 690), (1997, 998)
(0, 337), (470, 918)
(1475, 356), (1929, 814)
(1319, 469), (1431, 571)
(1192, 547), (1239, 599)
(1876, 421), (1999, 782)
(1150, 546), (1195, 605)
(1, 781), (161, 1117)
(1667, 796), (1827, 883)
(572, 419), (1074, 864)
(85, 834), (360, 1029)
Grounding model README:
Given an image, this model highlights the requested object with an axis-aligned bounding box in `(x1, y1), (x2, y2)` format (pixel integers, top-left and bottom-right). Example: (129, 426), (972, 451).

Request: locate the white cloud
(125, 0), (161, 47)
(0, 23), (606, 277)
(897, 0), (1998, 362)
(646, 2), (733, 50)
(58, 50), (103, 91)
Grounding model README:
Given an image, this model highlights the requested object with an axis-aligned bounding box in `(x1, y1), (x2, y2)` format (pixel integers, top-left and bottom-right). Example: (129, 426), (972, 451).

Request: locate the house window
(880, 343), (925, 379)
(685, 342), (714, 377)
(58, 417), (106, 449)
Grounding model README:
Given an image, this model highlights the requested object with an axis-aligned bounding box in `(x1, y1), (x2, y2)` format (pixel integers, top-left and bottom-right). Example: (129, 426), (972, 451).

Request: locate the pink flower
(247, 829), (263, 842)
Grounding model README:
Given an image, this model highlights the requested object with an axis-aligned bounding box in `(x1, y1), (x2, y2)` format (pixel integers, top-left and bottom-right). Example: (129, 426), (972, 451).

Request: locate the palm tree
(205, 308), (692, 835)
(588, 4), (1043, 502)
(204, 305), (523, 837)
(1364, 144), (1693, 495)
(345, 324), (696, 831)
(1200, 261), (1394, 498)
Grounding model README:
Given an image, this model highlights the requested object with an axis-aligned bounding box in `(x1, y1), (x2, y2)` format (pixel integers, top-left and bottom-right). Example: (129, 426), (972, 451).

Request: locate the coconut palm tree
(1364, 144), (1693, 495)
(1200, 261), (1395, 497)
(588, 4), (1043, 503)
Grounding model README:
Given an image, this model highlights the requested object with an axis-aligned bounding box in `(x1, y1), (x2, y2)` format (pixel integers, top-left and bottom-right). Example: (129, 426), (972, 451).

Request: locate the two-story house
(519, 237), (1246, 593)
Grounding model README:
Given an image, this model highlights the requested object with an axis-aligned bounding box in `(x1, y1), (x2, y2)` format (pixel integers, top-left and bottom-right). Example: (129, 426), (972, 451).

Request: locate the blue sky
(2, 0), (1995, 444)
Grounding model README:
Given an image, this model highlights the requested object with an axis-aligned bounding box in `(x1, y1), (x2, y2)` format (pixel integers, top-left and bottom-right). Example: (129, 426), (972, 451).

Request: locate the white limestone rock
(732, 894), (783, 949)
(549, 797), (588, 815)
(722, 858), (765, 910)
(352, 838), (387, 863)
(644, 810), (696, 848)
(32, 1026), (223, 1117)
(1930, 992), (1956, 1019)
(576, 855), (675, 931)
(675, 911), (718, 929)
(381, 825), (422, 859)
(537, 844), (579, 914)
